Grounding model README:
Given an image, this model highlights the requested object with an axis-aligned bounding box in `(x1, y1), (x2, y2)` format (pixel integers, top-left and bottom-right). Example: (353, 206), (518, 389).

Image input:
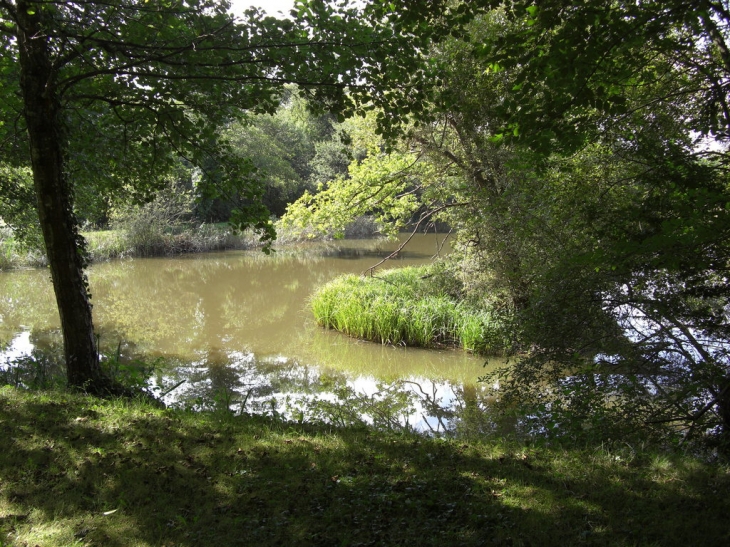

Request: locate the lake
(0, 234), (502, 435)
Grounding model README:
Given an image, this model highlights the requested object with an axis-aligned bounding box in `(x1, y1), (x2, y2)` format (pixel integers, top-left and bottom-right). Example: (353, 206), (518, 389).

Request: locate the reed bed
(311, 266), (511, 354)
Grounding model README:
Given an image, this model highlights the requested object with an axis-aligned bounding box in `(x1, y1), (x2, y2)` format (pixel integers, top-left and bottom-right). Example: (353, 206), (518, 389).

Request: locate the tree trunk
(17, 3), (107, 392)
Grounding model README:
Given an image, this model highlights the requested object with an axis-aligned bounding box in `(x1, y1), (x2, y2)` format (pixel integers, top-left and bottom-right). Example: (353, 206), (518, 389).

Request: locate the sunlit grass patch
(311, 266), (512, 354)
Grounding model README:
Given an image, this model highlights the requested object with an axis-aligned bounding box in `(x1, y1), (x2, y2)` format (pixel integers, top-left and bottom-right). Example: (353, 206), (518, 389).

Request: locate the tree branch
(363, 202), (467, 276)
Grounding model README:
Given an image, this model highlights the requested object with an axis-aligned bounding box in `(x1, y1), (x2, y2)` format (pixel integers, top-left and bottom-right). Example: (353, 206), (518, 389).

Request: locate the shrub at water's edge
(0, 224), (265, 269)
(311, 265), (513, 355)
(85, 223), (267, 260)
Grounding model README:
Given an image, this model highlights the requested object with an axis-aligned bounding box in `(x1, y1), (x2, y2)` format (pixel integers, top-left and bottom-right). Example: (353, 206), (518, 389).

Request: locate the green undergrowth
(0, 387), (728, 546)
(311, 265), (512, 354)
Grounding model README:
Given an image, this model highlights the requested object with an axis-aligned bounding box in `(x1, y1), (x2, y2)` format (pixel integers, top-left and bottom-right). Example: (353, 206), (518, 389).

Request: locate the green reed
(310, 266), (510, 354)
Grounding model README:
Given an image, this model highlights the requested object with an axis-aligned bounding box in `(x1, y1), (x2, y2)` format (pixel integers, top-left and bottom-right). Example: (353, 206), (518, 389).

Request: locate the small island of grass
(311, 265), (513, 355)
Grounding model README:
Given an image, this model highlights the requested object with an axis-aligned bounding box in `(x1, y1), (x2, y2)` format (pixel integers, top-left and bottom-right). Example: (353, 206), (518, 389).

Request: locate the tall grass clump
(311, 265), (512, 355)
(458, 306), (512, 354)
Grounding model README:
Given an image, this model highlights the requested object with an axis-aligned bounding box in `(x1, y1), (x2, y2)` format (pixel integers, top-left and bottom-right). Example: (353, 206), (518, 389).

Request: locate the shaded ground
(0, 387), (728, 546)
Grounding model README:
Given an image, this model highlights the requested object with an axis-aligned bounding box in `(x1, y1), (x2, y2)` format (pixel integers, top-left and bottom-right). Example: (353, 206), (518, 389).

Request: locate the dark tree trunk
(16, 3), (107, 392)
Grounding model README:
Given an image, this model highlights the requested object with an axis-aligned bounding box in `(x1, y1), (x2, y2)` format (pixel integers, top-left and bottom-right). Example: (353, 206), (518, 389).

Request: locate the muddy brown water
(0, 234), (502, 435)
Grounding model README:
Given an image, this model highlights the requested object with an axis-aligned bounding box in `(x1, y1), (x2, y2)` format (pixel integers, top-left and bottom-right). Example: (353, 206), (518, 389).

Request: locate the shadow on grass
(0, 388), (728, 546)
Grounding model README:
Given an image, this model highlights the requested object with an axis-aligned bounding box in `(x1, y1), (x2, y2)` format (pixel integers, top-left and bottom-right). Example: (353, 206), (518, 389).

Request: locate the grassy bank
(83, 224), (267, 262)
(311, 266), (511, 354)
(0, 224), (266, 270)
(0, 224), (307, 270)
(0, 387), (728, 546)
(0, 216), (381, 270)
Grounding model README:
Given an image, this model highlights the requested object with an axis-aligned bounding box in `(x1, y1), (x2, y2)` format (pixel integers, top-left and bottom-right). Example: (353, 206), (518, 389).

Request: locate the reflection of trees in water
(447, 384), (516, 439)
(399, 380), (508, 438)
(156, 350), (508, 437)
(0, 331), (64, 389)
(319, 246), (431, 261)
(0, 334), (509, 438)
(159, 352), (324, 414)
(0, 271), (58, 339)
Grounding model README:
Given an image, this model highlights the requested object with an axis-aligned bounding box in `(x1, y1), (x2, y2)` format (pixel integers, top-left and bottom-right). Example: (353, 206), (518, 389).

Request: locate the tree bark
(16, 2), (106, 392)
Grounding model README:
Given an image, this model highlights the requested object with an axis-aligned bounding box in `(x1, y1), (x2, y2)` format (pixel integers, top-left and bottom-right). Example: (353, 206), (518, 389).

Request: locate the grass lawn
(0, 386), (728, 546)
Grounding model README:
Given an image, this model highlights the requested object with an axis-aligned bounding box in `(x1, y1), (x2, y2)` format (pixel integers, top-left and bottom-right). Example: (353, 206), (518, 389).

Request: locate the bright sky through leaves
(229, 0), (295, 16)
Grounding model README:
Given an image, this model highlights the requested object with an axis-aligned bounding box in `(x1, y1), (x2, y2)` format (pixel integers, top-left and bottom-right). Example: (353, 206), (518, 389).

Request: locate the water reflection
(147, 351), (501, 437)
(0, 234), (500, 435)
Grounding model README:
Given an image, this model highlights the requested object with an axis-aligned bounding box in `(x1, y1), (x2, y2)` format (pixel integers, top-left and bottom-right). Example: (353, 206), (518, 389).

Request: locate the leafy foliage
(282, 2), (730, 449)
(0, 163), (42, 250)
(466, 0), (730, 448)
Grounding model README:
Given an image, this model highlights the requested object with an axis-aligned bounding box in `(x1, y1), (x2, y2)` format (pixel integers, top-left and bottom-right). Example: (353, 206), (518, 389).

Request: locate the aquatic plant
(310, 266), (512, 355)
